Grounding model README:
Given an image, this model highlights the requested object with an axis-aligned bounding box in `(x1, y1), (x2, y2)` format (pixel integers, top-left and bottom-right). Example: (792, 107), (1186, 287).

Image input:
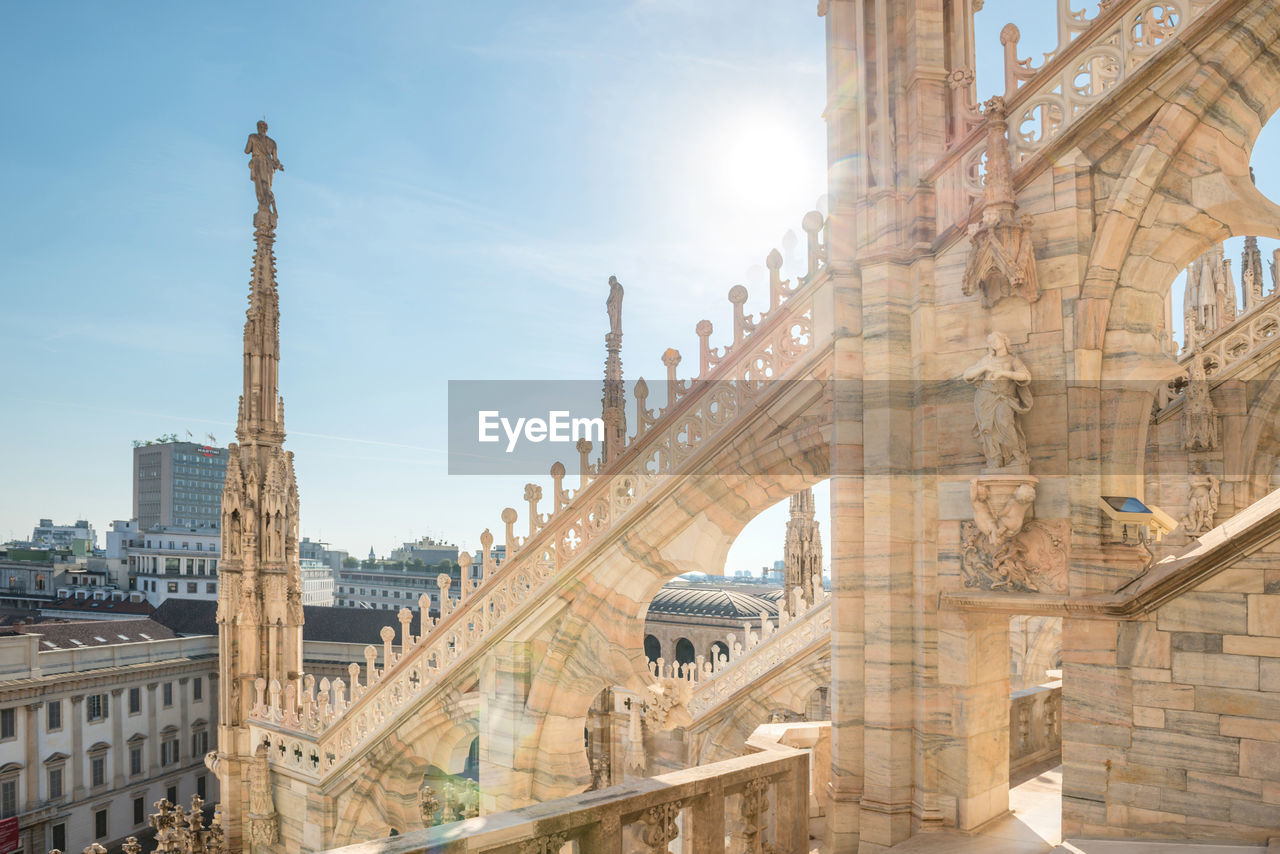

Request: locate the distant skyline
(2, 2), (1276, 574)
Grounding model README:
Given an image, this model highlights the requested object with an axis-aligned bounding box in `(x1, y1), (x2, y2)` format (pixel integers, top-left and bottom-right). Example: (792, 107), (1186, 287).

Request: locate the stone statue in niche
(1183, 352), (1219, 451)
(963, 331), (1033, 471)
(1182, 463), (1220, 536)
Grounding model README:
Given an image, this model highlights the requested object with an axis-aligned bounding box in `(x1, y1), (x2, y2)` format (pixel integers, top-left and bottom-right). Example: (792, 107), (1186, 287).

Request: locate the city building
(642, 578), (779, 668)
(39, 590), (153, 622)
(131, 441), (227, 531)
(300, 557), (335, 607)
(299, 537), (348, 574)
(29, 520), (96, 553)
(334, 559), (462, 611)
(125, 527), (221, 608)
(389, 535), (458, 566)
(0, 619), (217, 853)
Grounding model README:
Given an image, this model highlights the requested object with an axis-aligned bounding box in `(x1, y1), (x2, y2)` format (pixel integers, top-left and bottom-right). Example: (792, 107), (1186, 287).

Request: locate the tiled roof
(43, 596), (153, 616)
(20, 619), (176, 650)
(151, 598), (408, 646)
(647, 586), (779, 619)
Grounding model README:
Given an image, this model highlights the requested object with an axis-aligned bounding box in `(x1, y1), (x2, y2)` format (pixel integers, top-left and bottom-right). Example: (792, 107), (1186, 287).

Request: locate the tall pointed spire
(216, 121), (303, 853)
(602, 275), (627, 466)
(783, 488), (822, 615)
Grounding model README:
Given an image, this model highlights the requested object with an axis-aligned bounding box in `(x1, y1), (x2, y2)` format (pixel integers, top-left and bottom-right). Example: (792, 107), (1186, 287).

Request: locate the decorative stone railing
(247, 210), (829, 776)
(1156, 280), (1280, 412)
(666, 580), (830, 721)
(1009, 681), (1062, 777)
(319, 745), (810, 854)
(1184, 291), (1280, 382)
(933, 0), (1215, 232)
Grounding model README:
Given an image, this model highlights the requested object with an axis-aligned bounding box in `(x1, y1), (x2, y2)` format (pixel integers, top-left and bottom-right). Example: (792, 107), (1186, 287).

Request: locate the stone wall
(1062, 540), (1280, 842)
(1009, 681), (1061, 777)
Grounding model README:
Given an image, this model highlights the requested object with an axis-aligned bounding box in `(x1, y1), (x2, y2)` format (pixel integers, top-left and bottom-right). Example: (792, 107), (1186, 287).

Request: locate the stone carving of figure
(971, 480), (1037, 546)
(962, 331), (1033, 470)
(228, 511), (241, 558)
(1183, 353), (1219, 451)
(606, 275), (624, 338)
(248, 744), (279, 845)
(245, 120), (284, 215)
(1183, 464), (1220, 535)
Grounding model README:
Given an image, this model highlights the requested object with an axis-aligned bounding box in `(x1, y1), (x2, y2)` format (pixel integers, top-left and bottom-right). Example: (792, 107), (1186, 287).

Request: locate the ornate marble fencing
(318, 746), (809, 854)
(1155, 258), (1280, 413)
(934, 0), (1216, 230)
(246, 211), (829, 777)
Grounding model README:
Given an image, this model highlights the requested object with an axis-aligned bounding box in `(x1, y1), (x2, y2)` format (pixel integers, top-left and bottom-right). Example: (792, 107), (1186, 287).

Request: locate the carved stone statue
(247, 743), (279, 846)
(419, 779), (441, 826)
(245, 120), (284, 215)
(606, 275), (624, 338)
(961, 96), (1039, 307)
(1183, 353), (1219, 451)
(962, 331), (1033, 470)
(1182, 463), (1220, 536)
(971, 478), (1037, 546)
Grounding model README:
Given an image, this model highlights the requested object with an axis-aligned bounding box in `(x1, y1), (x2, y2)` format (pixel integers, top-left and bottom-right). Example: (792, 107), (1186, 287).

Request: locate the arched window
(708, 641), (728, 666)
(674, 638), (695, 666)
(34, 575), (45, 591)
(464, 738), (479, 780)
(643, 635), (661, 663)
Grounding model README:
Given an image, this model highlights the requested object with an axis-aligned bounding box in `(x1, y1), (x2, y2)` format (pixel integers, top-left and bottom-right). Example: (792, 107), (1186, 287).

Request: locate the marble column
(478, 641), (532, 813)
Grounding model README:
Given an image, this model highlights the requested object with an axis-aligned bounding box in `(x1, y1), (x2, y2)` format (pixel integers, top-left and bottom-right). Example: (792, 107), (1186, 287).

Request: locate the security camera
(1099, 496), (1178, 545)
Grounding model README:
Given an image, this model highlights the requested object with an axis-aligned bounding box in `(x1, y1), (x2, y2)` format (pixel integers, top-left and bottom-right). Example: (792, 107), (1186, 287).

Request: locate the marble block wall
(1062, 540), (1280, 842)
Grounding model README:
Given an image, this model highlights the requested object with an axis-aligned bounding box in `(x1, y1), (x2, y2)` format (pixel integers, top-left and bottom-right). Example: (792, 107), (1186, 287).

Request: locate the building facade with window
(334, 560), (465, 611)
(300, 557), (335, 607)
(125, 526), (221, 607)
(131, 441), (227, 532)
(0, 620), (217, 854)
(29, 520), (97, 553)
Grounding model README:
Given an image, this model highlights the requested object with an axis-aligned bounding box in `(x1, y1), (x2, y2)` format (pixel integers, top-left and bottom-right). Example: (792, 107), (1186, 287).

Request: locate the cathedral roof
(646, 586), (779, 619)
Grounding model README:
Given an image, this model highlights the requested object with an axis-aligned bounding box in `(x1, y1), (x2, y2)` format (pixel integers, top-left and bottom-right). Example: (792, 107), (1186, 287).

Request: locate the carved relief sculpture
(1182, 463), (1220, 536)
(962, 331), (1033, 471)
(961, 96), (1039, 307)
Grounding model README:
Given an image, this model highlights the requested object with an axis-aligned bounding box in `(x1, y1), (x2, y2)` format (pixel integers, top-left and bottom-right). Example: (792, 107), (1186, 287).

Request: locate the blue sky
(1, 2), (1275, 572)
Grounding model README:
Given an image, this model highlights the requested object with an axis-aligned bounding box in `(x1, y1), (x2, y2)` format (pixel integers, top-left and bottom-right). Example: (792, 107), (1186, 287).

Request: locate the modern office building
(131, 441), (227, 531)
(0, 619), (217, 854)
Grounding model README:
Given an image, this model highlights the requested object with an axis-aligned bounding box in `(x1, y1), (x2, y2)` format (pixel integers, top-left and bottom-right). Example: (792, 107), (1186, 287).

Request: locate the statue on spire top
(607, 275), (624, 338)
(245, 120), (284, 217)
